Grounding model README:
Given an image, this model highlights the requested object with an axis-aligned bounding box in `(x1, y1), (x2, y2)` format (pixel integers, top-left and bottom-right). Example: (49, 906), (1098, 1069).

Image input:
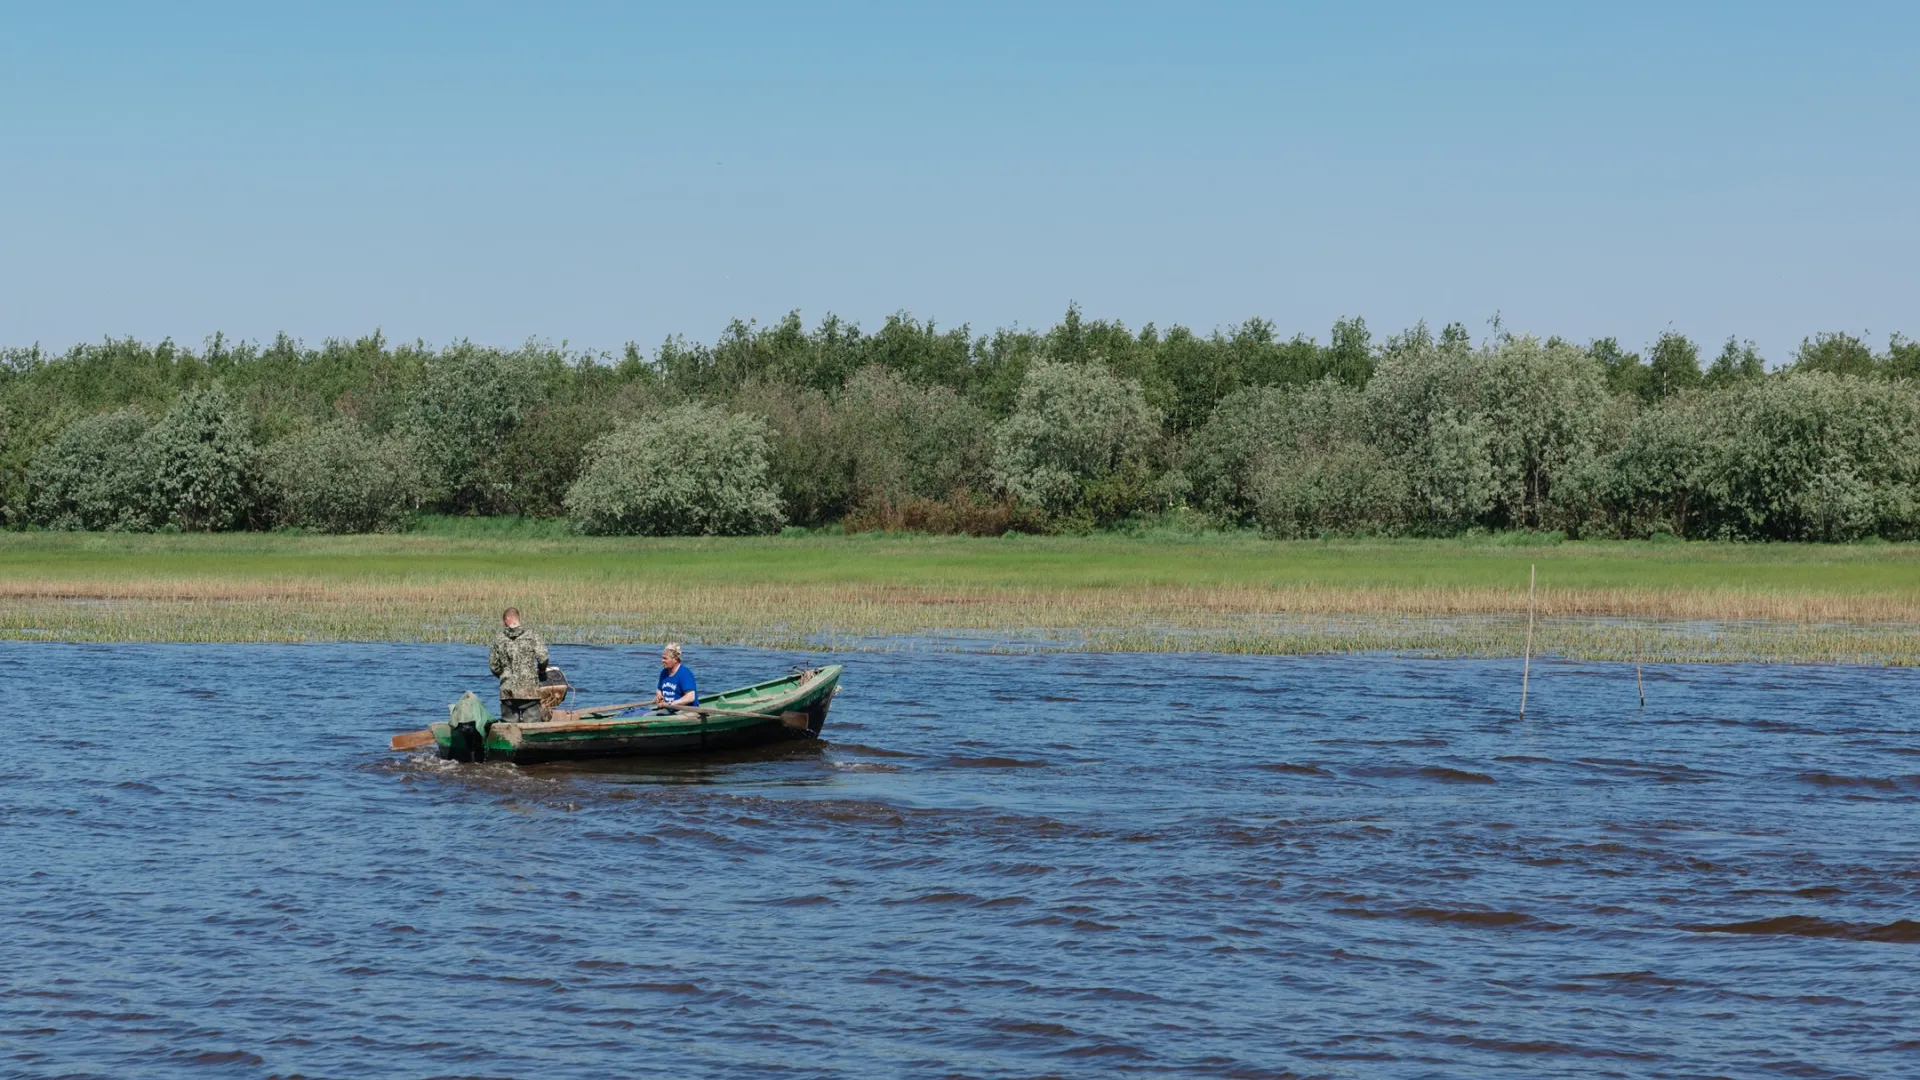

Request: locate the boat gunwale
(507, 665), (839, 742)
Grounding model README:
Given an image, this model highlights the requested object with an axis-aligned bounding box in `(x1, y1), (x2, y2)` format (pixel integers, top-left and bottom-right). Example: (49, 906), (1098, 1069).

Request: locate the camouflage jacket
(488, 624), (549, 700)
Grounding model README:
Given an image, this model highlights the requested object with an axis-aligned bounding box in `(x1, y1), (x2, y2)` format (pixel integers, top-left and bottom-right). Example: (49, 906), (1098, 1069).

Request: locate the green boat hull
(432, 665), (841, 765)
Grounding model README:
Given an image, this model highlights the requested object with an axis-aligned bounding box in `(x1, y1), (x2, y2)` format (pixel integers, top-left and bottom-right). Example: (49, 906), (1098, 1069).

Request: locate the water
(4, 642), (1918, 1079)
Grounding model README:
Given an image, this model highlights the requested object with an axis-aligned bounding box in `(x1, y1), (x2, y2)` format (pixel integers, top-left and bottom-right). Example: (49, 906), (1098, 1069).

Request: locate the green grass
(10, 526), (1920, 591)
(3, 527), (1919, 662)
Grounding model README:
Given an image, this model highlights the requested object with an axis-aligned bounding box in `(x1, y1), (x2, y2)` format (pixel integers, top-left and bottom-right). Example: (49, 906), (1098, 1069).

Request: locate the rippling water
(5, 642), (1919, 1078)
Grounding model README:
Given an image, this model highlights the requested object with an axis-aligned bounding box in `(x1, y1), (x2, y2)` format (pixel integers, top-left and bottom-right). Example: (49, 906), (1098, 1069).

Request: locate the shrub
(1251, 440), (1408, 538)
(732, 367), (993, 529)
(144, 384), (260, 531)
(565, 403), (785, 535)
(262, 420), (426, 532)
(843, 489), (1043, 536)
(1183, 387), (1292, 522)
(400, 344), (551, 511)
(731, 378), (854, 528)
(839, 366), (988, 508)
(1224, 380), (1406, 536)
(1563, 373), (1920, 540)
(990, 360), (1160, 522)
(27, 409), (155, 530)
(1693, 373), (1920, 540)
(0, 399), (25, 526)
(484, 384), (650, 517)
(1186, 379), (1369, 523)
(1557, 400), (1711, 538)
(1366, 335), (1611, 532)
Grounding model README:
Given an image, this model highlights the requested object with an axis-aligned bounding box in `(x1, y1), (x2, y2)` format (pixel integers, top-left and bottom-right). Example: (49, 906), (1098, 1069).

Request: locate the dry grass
(3, 531), (1918, 663)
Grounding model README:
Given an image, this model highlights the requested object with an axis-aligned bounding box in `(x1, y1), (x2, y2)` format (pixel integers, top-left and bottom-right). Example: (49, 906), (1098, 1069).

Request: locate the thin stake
(1635, 625), (1646, 709)
(1520, 563), (1536, 718)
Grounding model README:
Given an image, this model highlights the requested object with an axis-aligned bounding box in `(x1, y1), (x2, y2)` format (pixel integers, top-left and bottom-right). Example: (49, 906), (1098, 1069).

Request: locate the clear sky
(2, 1), (1914, 361)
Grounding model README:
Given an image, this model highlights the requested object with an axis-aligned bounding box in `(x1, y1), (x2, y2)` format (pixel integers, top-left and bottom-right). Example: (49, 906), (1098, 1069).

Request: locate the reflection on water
(4, 641), (1919, 1078)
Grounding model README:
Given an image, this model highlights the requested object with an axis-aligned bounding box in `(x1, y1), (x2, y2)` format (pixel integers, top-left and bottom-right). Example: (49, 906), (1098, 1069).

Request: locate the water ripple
(4, 643), (1918, 1078)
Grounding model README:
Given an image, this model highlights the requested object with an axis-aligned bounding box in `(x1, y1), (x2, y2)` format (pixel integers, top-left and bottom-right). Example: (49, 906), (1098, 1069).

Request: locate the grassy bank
(3, 527), (1919, 663)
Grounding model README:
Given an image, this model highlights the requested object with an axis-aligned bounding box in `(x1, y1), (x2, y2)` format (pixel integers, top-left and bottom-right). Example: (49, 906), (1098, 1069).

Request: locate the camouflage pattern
(488, 623), (549, 701)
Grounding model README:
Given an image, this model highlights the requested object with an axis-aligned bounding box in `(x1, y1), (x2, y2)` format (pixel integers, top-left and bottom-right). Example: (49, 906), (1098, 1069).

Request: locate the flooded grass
(3, 530), (1919, 662)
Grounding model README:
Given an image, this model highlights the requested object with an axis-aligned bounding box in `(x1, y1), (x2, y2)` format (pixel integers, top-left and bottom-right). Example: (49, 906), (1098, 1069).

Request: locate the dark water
(4, 642), (1919, 1079)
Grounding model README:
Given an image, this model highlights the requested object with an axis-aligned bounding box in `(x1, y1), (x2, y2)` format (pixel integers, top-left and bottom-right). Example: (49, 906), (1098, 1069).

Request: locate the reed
(3, 531), (1918, 663)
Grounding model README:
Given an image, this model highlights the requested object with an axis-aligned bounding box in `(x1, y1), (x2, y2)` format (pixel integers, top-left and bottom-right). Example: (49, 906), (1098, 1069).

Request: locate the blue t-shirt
(658, 665), (697, 705)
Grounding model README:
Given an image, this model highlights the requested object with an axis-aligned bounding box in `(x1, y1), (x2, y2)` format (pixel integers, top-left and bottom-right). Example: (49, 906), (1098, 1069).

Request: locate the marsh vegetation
(3, 527), (1918, 663)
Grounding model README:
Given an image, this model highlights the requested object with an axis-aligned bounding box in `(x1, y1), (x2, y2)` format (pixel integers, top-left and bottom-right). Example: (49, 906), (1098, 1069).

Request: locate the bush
(1251, 440), (1408, 537)
(1183, 387), (1292, 522)
(1562, 373), (1920, 540)
(484, 383), (650, 517)
(731, 378), (853, 527)
(1186, 380), (1369, 523)
(401, 344), (552, 511)
(144, 384), (260, 530)
(990, 360), (1160, 522)
(27, 409), (155, 530)
(1558, 400), (1710, 538)
(732, 367), (992, 529)
(839, 366), (988, 509)
(262, 420), (426, 532)
(1234, 381), (1406, 536)
(843, 489), (1043, 536)
(1366, 335), (1611, 532)
(565, 403), (786, 535)
(1694, 373), (1920, 540)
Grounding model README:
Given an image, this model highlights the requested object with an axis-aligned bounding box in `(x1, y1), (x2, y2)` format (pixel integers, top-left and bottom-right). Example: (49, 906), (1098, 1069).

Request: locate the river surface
(3, 642), (1918, 1079)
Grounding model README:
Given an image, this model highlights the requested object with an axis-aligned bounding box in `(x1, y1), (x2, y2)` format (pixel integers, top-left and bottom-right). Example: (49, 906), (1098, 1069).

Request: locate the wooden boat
(424, 665), (842, 764)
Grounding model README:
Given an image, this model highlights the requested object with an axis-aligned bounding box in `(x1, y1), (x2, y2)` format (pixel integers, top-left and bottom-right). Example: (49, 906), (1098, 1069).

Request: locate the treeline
(2, 310), (1918, 540)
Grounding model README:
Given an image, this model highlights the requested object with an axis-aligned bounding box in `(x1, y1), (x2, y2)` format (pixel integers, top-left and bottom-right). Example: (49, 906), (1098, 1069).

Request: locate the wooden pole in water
(1635, 625), (1646, 709)
(1520, 563), (1536, 718)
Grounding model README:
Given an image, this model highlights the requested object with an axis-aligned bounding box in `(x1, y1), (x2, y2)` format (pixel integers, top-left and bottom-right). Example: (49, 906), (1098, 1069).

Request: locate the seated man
(489, 607), (550, 723)
(652, 642), (698, 710)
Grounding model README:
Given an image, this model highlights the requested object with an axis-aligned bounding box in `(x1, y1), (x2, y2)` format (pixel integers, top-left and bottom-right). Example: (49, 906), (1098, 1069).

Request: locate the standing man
(652, 642), (698, 710)
(489, 607), (549, 723)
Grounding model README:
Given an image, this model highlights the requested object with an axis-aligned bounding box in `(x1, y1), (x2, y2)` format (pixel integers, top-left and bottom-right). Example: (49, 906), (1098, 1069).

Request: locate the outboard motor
(445, 691), (493, 762)
(538, 665), (570, 711)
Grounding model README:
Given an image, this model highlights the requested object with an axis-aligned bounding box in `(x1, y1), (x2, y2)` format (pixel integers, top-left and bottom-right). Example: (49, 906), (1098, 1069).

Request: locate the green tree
(400, 343), (555, 511)
(1793, 331), (1877, 376)
(1645, 331), (1702, 400)
(1324, 316), (1374, 385)
(1886, 334), (1920, 380)
(1588, 337), (1646, 398)
(1704, 336), (1765, 386)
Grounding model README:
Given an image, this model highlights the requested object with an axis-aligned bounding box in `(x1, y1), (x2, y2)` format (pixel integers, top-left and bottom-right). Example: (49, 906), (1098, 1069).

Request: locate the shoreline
(4, 531), (1919, 665)
(2, 595), (1914, 666)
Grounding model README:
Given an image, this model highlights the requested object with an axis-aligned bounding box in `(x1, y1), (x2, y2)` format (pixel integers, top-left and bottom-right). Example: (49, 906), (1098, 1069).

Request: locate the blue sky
(2, 2), (1914, 361)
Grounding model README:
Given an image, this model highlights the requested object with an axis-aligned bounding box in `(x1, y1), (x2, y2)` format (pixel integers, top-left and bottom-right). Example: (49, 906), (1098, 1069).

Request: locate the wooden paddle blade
(390, 729), (436, 751)
(780, 711), (811, 731)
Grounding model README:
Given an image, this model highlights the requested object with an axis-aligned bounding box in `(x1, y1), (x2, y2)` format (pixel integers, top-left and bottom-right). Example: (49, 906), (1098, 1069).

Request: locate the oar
(584, 701), (786, 722)
(390, 729), (436, 751)
(584, 701), (813, 729)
